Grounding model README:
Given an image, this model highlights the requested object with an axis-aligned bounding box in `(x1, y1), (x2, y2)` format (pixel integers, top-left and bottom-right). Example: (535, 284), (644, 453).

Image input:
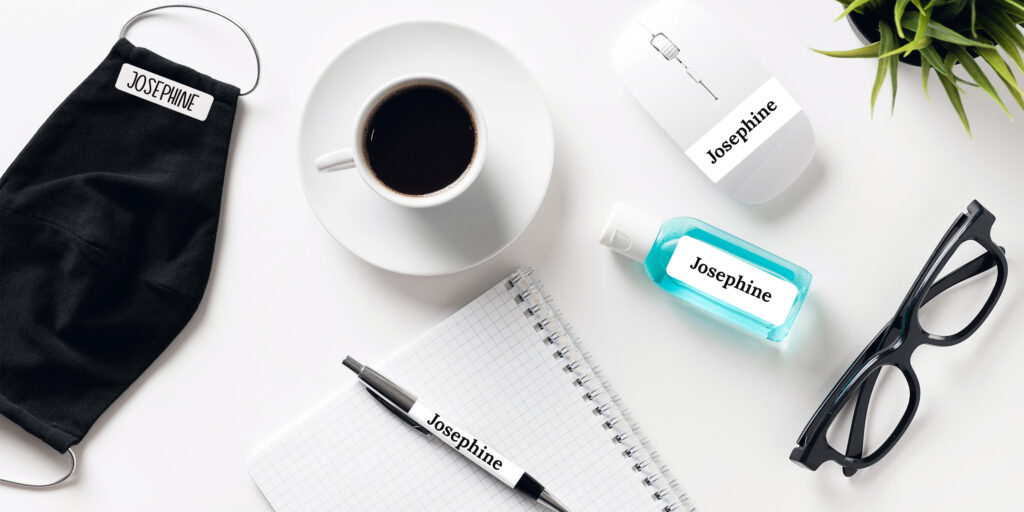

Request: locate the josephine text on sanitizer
(600, 203), (812, 341)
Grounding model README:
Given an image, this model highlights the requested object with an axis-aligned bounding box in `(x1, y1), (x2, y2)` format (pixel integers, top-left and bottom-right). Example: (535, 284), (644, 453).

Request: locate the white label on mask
(684, 77), (801, 183)
(665, 236), (798, 325)
(115, 63), (213, 121)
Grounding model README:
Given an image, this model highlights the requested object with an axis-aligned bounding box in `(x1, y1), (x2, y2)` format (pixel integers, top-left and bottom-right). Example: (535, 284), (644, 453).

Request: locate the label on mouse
(665, 236), (798, 325)
(115, 63), (213, 121)
(684, 77), (801, 183)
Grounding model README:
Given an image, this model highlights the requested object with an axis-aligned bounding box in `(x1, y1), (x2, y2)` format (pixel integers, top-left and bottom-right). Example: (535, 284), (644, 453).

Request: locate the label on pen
(408, 401), (525, 487)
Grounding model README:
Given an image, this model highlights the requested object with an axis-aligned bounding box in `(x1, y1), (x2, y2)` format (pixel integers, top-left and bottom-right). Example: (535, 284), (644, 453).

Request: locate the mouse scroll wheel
(650, 33), (680, 60)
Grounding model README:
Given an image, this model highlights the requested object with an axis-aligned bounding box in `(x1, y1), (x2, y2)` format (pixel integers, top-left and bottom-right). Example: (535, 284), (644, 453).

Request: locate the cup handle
(315, 148), (356, 172)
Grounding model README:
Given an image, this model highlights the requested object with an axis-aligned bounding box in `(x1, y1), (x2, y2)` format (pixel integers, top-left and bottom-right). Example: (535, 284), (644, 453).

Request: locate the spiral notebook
(247, 268), (696, 512)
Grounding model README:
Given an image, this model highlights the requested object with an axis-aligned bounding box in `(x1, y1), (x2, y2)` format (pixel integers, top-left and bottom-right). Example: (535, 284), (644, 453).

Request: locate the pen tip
(343, 356), (364, 374)
(538, 490), (572, 512)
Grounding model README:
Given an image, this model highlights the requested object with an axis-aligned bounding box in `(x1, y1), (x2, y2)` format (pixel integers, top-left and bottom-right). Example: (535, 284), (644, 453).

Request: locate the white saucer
(298, 21), (554, 276)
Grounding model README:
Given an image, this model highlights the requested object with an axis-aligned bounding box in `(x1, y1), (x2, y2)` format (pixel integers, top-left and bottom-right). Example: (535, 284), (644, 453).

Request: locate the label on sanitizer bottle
(665, 236), (799, 325)
(684, 77), (802, 183)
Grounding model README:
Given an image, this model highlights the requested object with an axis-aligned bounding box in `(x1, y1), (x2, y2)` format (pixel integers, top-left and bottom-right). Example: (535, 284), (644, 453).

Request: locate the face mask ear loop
(0, 447), (76, 488)
(118, 4), (261, 96)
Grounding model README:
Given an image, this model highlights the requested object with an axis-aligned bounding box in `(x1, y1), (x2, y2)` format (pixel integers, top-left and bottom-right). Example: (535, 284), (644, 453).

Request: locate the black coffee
(363, 85), (477, 196)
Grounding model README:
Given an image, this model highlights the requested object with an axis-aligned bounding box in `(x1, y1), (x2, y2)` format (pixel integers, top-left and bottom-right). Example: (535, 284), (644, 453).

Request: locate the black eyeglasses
(790, 200), (1008, 476)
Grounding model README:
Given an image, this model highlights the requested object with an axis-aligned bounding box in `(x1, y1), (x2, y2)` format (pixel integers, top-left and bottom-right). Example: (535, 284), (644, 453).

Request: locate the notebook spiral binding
(508, 267), (697, 512)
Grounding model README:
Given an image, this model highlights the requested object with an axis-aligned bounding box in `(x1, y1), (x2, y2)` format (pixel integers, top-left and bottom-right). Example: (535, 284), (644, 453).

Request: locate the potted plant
(816, 0), (1024, 135)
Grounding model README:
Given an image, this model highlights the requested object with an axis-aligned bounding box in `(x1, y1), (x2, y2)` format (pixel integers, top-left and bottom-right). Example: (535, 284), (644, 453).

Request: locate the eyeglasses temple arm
(842, 370), (881, 477)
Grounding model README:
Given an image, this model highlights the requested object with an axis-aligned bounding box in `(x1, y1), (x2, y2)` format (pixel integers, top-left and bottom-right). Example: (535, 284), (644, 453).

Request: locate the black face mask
(0, 7), (258, 486)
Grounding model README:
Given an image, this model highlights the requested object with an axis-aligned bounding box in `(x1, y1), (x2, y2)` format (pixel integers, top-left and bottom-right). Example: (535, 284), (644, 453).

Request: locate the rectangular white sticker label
(408, 401), (526, 488)
(665, 236), (798, 326)
(684, 77), (801, 183)
(114, 63), (213, 121)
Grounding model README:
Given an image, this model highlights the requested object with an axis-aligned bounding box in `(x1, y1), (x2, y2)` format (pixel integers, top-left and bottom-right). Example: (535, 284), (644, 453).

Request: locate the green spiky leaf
(812, 42), (881, 58)
(970, 0), (978, 38)
(872, 20), (898, 116)
(920, 44), (956, 80)
(975, 45), (1023, 95)
(980, 10), (1024, 73)
(881, 4), (933, 57)
(940, 54), (972, 135)
(986, 52), (1024, 111)
(922, 57), (933, 100)
(895, 0), (912, 38)
(949, 46), (1011, 117)
(837, 0), (876, 21)
(995, 0), (1024, 19)
(920, 44), (976, 86)
(902, 11), (996, 48)
(888, 34), (900, 113)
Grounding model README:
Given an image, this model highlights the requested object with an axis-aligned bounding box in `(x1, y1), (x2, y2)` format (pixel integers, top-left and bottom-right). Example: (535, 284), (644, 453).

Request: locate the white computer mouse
(613, 0), (815, 204)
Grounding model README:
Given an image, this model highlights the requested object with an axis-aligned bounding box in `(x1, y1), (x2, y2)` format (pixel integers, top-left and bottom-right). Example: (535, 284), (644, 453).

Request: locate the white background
(1, 1), (1022, 510)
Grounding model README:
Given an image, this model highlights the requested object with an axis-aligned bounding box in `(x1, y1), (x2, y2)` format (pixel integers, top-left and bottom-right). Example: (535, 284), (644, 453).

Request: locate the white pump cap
(599, 203), (661, 262)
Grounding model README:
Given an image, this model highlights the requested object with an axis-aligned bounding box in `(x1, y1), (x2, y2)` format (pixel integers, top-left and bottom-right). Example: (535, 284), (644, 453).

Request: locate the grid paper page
(248, 273), (669, 511)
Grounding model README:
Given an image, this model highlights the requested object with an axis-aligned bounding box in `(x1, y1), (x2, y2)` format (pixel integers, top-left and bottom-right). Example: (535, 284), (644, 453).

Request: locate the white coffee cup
(315, 75), (487, 208)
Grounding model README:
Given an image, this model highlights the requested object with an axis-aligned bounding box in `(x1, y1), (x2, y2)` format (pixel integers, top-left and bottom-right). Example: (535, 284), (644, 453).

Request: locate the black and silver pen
(343, 356), (572, 512)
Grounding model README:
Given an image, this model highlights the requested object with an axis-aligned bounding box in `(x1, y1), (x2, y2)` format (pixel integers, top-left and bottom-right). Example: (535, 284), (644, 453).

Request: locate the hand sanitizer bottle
(599, 203), (811, 341)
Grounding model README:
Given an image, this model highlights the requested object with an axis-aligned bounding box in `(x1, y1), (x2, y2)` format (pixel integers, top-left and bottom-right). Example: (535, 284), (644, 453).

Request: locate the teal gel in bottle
(600, 203), (811, 341)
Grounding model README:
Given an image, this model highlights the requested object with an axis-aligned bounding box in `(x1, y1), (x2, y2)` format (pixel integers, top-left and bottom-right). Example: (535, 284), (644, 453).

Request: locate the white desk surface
(2, 1), (1022, 510)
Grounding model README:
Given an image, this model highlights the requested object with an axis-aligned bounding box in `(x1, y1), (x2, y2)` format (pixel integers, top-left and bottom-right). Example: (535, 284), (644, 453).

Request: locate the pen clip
(365, 388), (430, 437)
